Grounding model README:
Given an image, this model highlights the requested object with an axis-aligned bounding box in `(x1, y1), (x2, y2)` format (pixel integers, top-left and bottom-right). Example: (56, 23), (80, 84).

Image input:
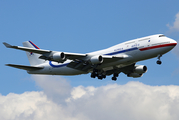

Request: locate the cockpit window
(159, 35), (165, 37)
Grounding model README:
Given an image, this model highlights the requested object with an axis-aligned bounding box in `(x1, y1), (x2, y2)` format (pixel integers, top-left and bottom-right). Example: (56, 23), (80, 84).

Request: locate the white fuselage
(28, 34), (177, 75)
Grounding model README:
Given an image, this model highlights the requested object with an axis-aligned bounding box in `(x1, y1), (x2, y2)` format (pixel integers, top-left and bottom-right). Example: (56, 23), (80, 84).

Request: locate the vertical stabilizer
(23, 41), (45, 66)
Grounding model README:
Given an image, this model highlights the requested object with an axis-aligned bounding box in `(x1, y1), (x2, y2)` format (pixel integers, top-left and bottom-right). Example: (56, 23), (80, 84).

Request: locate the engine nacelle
(127, 73), (143, 78)
(133, 65), (147, 74)
(52, 52), (65, 62)
(90, 55), (103, 64)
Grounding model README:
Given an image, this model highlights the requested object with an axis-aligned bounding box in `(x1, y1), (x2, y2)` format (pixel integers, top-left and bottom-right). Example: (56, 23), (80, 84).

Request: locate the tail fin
(23, 41), (45, 66)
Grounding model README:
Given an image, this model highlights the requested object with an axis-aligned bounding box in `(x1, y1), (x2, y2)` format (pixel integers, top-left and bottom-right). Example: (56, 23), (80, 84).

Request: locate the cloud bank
(167, 12), (179, 32)
(167, 12), (179, 61)
(1, 75), (179, 120)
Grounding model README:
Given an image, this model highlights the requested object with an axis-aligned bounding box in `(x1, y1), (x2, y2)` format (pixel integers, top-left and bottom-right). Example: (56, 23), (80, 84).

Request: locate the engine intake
(52, 52), (65, 62)
(90, 55), (103, 64)
(133, 65), (147, 74)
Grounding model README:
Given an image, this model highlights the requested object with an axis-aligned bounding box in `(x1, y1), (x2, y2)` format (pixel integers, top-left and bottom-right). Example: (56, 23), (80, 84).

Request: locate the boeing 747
(3, 34), (177, 80)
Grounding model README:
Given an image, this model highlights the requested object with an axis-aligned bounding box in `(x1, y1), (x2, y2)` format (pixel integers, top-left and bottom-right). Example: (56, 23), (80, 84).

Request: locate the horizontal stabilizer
(6, 64), (43, 71)
(3, 42), (12, 48)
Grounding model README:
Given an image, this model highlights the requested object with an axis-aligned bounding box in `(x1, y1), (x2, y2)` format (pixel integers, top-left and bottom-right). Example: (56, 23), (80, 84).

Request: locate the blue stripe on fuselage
(105, 47), (138, 55)
(49, 61), (69, 68)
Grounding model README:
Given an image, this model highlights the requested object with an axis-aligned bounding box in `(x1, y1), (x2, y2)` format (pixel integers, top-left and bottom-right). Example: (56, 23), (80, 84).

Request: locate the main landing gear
(156, 55), (162, 65)
(91, 69), (106, 80)
(91, 69), (119, 81)
(112, 73), (118, 81)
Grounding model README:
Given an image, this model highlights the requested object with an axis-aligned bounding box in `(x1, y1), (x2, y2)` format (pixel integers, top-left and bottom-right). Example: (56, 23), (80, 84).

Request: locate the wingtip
(5, 64), (11, 66)
(3, 42), (12, 48)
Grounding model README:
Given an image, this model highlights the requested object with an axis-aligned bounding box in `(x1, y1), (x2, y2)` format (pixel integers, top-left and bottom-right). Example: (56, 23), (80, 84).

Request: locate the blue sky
(1, 1), (179, 95)
(1, 1), (179, 119)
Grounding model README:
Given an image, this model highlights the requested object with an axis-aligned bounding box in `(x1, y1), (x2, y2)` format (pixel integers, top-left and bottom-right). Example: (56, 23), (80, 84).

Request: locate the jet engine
(90, 55), (103, 64)
(133, 65), (147, 74)
(52, 52), (66, 62)
(127, 65), (147, 78)
(127, 73), (143, 78)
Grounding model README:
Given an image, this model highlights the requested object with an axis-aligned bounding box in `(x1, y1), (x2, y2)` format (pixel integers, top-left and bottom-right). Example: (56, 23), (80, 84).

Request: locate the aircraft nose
(171, 39), (177, 46)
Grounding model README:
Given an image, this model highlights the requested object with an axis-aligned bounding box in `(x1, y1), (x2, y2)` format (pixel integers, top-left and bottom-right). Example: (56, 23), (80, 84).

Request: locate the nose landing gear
(157, 60), (162, 65)
(156, 55), (162, 65)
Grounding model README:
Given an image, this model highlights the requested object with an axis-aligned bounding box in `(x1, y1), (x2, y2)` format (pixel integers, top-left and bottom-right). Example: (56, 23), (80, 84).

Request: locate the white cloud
(1, 76), (179, 120)
(167, 12), (179, 73)
(69, 85), (96, 100)
(167, 12), (179, 32)
(32, 75), (72, 105)
(0, 91), (82, 120)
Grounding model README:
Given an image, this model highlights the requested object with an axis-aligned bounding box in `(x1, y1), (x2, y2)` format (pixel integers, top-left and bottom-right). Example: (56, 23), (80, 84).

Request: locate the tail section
(23, 41), (45, 66)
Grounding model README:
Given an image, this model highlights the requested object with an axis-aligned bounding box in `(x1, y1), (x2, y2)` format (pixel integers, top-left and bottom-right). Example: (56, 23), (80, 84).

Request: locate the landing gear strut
(91, 69), (98, 78)
(111, 73), (118, 81)
(91, 72), (97, 78)
(156, 55), (162, 65)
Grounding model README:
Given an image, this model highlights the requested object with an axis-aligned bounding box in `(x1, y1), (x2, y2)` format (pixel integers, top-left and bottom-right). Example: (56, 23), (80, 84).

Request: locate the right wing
(67, 54), (131, 72)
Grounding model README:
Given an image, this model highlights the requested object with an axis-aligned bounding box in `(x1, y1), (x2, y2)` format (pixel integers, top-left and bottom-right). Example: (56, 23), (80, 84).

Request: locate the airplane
(3, 34), (177, 81)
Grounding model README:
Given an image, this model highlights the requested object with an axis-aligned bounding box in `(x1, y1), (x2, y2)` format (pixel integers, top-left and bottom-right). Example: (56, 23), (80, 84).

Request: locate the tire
(112, 77), (117, 81)
(157, 60), (162, 65)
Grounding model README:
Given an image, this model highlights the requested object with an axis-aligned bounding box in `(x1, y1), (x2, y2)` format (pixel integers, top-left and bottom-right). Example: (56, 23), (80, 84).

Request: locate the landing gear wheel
(91, 74), (95, 78)
(157, 60), (162, 65)
(112, 77), (117, 81)
(102, 75), (106, 79)
(91, 73), (97, 78)
(98, 75), (103, 80)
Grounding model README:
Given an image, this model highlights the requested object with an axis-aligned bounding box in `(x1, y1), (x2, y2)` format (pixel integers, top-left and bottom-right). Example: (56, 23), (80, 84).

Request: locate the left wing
(3, 42), (51, 54)
(3, 42), (127, 63)
(3, 42), (87, 62)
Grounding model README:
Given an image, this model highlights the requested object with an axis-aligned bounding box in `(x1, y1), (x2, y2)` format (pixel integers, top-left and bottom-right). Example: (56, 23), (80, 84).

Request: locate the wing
(3, 42), (128, 62)
(104, 63), (135, 75)
(104, 63), (147, 78)
(6, 64), (44, 71)
(3, 42), (51, 54)
(67, 54), (131, 72)
(3, 42), (87, 62)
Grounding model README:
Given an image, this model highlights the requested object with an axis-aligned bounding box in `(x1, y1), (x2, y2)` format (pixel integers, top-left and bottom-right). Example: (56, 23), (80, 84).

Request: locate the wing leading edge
(3, 42), (87, 62)
(3, 42), (51, 54)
